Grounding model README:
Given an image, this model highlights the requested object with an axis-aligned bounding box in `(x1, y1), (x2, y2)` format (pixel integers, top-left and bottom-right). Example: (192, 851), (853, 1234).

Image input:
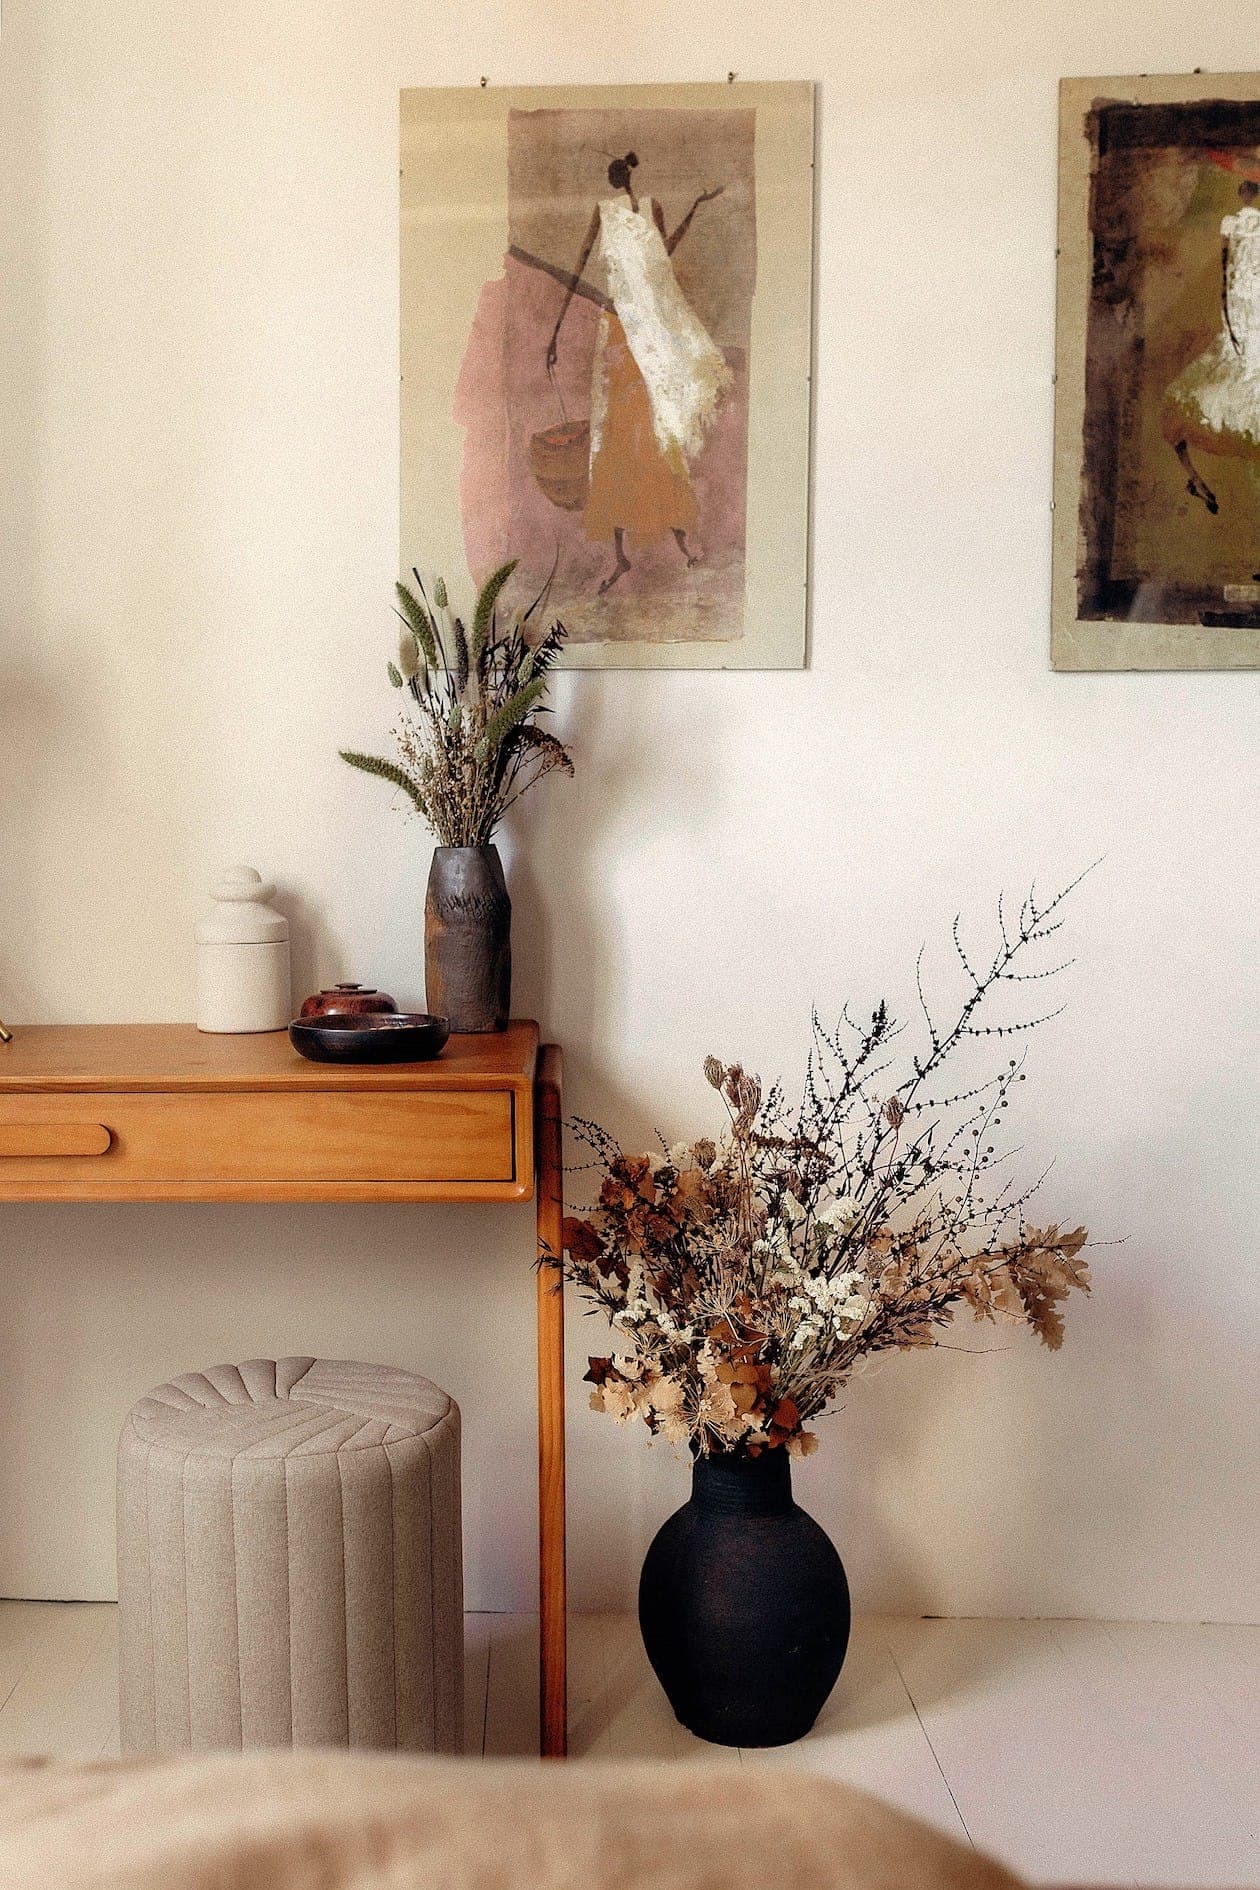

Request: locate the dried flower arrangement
(563, 879), (1092, 1459)
(340, 563), (573, 845)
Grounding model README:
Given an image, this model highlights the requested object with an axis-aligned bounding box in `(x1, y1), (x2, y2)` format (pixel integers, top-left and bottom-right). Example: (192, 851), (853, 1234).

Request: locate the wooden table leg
(535, 1045), (567, 1757)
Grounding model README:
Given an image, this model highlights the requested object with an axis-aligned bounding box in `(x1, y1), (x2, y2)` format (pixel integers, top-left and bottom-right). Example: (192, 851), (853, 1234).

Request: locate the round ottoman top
(124, 1357), (456, 1460)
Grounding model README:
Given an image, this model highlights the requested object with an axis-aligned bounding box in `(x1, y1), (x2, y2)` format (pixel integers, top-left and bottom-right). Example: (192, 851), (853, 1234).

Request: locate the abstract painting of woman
(545, 152), (733, 594)
(402, 82), (815, 667)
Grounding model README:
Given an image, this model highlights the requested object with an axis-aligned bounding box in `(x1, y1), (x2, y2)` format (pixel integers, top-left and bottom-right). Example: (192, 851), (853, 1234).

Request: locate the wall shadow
(0, 3), (50, 1024)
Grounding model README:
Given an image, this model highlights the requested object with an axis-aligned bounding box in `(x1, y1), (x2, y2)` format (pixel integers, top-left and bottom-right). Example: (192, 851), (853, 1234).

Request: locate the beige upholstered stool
(117, 1358), (462, 1756)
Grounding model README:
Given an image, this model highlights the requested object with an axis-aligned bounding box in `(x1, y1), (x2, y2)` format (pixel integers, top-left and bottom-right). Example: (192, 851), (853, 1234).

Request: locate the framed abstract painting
(1054, 72), (1260, 669)
(401, 81), (815, 669)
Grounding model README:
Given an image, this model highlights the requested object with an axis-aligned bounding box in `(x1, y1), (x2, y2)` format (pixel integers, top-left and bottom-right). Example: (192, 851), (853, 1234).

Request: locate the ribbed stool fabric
(117, 1358), (462, 1756)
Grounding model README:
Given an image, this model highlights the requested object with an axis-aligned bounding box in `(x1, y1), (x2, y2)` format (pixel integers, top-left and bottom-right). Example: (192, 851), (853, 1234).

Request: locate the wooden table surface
(0, 1020), (539, 1091)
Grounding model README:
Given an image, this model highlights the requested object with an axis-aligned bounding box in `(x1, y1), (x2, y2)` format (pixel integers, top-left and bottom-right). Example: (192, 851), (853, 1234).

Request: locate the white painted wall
(1, 0), (1256, 1622)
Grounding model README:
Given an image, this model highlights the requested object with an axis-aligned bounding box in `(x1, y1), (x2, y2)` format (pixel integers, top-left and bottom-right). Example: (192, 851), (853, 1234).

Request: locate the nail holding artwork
(400, 82), (815, 669)
(1054, 72), (1260, 670)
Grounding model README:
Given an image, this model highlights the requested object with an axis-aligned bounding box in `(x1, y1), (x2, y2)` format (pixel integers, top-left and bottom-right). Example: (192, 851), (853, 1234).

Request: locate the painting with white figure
(1054, 73), (1260, 669)
(401, 82), (814, 670)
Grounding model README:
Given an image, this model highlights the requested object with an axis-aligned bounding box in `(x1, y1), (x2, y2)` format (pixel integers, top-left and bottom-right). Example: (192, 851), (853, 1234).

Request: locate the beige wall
(1, 0), (1257, 1620)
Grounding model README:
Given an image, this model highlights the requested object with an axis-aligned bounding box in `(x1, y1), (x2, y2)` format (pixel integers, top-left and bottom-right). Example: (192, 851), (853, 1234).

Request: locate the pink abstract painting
(456, 106), (756, 647)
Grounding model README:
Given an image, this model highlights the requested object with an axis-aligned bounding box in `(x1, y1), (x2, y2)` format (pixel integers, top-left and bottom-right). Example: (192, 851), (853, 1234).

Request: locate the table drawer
(0, 1090), (515, 1186)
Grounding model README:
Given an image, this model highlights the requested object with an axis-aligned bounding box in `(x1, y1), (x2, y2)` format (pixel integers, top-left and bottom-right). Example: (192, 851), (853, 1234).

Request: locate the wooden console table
(0, 1020), (568, 1758)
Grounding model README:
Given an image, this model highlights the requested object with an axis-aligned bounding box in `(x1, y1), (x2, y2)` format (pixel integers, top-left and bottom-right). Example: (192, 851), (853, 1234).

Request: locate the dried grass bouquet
(340, 562), (572, 845)
(563, 879), (1091, 1459)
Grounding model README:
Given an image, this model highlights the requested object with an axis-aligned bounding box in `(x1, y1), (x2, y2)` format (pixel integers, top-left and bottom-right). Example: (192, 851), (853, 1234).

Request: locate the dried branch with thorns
(562, 877), (1093, 1459)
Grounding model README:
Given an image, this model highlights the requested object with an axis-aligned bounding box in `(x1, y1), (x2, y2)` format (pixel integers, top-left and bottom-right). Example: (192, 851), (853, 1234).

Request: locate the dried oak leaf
(788, 1431), (819, 1459)
(1018, 1283), (1066, 1350)
(893, 1318), (936, 1348)
(598, 1253), (630, 1288)
(768, 1396), (801, 1442)
(562, 1217), (603, 1266)
(665, 1168), (714, 1223)
(716, 1361), (771, 1414)
(706, 1314), (765, 1366)
(600, 1156), (657, 1213)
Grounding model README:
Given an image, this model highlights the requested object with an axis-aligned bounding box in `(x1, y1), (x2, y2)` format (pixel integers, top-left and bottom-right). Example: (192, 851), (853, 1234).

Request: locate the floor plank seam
(0, 1621), (43, 1720)
(881, 1631), (974, 1851)
(479, 1626), (491, 1759)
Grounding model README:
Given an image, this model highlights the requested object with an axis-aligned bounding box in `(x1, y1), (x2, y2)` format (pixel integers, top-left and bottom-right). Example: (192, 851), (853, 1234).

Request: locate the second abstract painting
(1054, 72), (1260, 669)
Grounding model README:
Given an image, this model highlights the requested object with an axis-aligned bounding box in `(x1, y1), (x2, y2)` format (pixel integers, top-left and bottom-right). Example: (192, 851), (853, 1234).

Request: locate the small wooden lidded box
(0, 1022), (539, 1203)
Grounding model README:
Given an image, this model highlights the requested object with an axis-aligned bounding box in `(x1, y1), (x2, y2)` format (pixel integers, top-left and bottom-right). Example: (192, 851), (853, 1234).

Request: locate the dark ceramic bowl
(288, 1012), (450, 1065)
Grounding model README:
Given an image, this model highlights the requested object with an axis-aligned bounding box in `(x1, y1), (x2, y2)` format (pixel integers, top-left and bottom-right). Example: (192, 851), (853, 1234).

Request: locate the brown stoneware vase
(424, 844), (511, 1034)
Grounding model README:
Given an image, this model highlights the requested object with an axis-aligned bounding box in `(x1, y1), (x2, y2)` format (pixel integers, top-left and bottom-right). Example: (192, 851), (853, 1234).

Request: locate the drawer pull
(0, 1123), (112, 1158)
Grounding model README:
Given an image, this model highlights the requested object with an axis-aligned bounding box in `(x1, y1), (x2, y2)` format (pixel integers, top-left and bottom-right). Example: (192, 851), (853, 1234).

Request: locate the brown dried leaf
(768, 1395), (801, 1441)
(668, 1167), (714, 1222)
(562, 1217), (603, 1266)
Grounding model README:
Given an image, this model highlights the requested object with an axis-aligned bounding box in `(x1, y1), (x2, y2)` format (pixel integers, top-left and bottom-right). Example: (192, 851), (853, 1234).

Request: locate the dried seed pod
(398, 630), (420, 680)
(703, 1056), (724, 1089)
(732, 1072), (762, 1134)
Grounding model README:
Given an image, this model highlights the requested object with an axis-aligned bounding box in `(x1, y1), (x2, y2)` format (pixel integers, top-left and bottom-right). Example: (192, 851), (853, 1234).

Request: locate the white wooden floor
(0, 1604), (1255, 1886)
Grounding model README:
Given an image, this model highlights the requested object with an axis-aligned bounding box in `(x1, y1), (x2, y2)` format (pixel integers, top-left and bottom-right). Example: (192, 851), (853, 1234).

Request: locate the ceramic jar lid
(195, 867), (290, 946)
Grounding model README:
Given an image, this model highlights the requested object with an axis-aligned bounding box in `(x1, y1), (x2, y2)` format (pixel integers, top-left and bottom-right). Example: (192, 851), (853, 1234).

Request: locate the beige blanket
(0, 1752), (1021, 1890)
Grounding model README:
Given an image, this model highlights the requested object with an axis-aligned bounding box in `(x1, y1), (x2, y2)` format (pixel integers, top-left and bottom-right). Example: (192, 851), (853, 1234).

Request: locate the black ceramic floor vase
(424, 844), (511, 1033)
(638, 1449), (850, 1747)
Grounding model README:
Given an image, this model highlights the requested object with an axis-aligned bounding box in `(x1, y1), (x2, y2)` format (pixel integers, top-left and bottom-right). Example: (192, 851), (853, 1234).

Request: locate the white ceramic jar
(195, 866), (291, 1034)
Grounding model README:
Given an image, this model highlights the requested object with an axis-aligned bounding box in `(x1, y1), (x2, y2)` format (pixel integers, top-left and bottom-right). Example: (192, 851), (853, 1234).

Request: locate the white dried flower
(817, 1194), (860, 1230)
